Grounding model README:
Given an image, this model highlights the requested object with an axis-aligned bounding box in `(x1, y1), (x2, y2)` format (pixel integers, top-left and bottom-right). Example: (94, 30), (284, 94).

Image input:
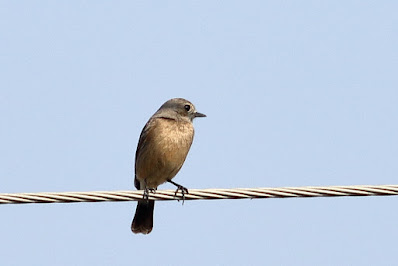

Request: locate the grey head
(153, 98), (206, 122)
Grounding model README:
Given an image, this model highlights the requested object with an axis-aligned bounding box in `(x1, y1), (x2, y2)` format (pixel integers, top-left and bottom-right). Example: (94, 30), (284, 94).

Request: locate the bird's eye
(184, 105), (191, 111)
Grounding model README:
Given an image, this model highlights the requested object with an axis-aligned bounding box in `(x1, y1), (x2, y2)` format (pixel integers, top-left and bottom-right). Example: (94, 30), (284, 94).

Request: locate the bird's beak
(194, 112), (206, 118)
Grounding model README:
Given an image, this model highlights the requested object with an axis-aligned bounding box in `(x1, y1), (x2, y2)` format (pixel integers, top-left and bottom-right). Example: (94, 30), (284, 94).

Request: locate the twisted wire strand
(0, 185), (397, 205)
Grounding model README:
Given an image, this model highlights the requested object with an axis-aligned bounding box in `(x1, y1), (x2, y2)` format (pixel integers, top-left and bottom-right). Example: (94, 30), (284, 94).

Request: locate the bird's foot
(174, 185), (189, 204)
(167, 179), (188, 204)
(143, 187), (156, 201)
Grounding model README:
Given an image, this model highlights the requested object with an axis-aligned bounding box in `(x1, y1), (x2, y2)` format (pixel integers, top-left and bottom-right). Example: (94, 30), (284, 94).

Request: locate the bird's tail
(131, 200), (155, 234)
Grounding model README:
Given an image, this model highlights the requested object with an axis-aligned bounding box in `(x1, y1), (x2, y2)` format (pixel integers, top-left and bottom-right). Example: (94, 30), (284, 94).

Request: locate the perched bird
(131, 98), (206, 234)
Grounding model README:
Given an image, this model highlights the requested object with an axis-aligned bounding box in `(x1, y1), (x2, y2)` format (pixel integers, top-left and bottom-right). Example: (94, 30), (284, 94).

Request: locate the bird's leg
(143, 180), (156, 201)
(167, 179), (189, 203)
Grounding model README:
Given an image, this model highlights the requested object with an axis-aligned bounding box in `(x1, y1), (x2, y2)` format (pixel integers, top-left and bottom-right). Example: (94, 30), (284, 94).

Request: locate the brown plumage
(131, 98), (206, 234)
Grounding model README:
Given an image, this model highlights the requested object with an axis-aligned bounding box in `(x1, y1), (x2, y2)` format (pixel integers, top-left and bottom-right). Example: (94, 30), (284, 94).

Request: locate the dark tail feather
(131, 200), (155, 234)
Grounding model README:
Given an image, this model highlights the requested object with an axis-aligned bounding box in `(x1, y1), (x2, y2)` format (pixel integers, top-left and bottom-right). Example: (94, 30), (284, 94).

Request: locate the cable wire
(0, 184), (397, 205)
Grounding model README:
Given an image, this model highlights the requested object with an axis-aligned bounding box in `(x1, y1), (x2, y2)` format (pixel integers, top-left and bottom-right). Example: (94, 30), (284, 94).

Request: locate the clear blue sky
(1, 1), (397, 265)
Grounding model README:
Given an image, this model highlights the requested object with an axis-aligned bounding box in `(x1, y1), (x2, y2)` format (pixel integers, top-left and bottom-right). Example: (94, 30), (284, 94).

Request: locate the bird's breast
(135, 118), (194, 188)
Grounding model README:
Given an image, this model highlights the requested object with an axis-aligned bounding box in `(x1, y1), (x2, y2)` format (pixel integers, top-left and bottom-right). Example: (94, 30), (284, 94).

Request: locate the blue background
(1, 1), (397, 265)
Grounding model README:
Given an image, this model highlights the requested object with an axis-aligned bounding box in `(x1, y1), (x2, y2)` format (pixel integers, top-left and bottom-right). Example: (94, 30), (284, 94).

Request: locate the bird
(131, 98), (206, 234)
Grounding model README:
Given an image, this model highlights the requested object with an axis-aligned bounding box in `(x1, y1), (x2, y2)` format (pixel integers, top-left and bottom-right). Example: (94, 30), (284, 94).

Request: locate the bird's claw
(174, 185), (189, 204)
(143, 187), (156, 201)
